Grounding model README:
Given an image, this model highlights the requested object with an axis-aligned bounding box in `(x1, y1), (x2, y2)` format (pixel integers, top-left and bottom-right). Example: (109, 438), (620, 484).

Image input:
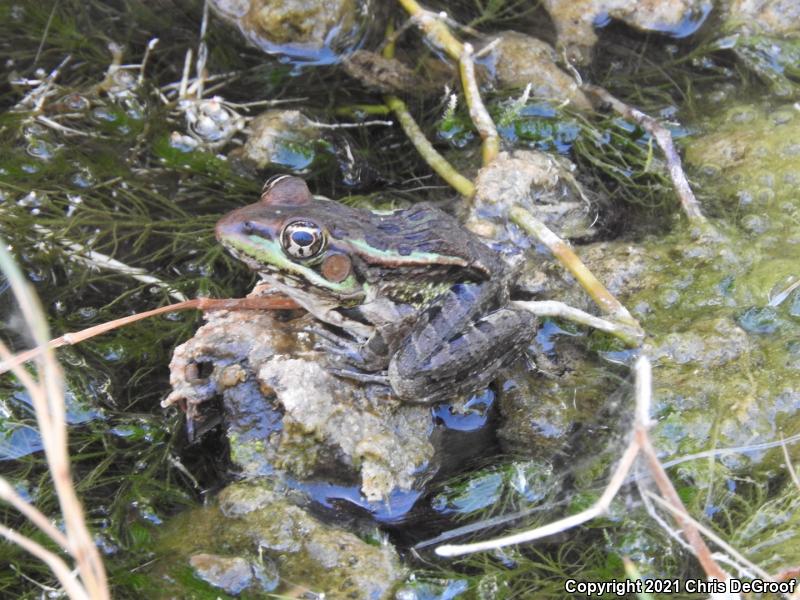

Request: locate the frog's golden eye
(280, 220), (326, 260)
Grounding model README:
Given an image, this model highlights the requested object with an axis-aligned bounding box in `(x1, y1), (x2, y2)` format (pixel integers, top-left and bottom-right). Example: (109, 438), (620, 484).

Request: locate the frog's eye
(280, 220), (326, 260)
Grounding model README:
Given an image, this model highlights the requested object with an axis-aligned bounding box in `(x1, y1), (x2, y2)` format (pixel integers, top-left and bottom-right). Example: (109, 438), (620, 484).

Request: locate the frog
(215, 175), (537, 403)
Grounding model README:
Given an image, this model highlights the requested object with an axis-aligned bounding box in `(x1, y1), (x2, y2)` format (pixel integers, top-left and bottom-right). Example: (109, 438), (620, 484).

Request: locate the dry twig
(459, 43), (499, 164)
(510, 206), (644, 342)
(0, 295), (299, 376)
(436, 356), (734, 590)
(513, 300), (642, 346)
(0, 245), (110, 599)
(582, 84), (707, 226)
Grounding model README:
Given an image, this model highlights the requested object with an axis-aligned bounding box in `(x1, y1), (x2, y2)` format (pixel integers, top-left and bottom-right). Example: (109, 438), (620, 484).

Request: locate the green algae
(151, 481), (404, 598)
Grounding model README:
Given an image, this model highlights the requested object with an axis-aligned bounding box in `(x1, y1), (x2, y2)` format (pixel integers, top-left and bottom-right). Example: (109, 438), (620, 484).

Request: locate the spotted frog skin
(215, 175), (536, 403)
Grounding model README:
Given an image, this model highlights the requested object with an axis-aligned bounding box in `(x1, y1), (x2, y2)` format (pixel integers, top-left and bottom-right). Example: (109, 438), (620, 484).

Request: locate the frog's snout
(214, 211), (243, 243)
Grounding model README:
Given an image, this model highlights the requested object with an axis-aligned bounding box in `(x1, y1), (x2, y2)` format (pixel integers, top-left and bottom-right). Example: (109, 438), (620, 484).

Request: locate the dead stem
(512, 300), (642, 346)
(0, 478), (70, 551)
(396, 0), (463, 59)
(32, 223), (187, 302)
(637, 433), (727, 581)
(381, 19), (475, 198)
(0, 245), (110, 599)
(437, 356), (733, 588)
(781, 437), (800, 490)
(436, 413), (643, 556)
(0, 295), (299, 376)
(510, 206), (644, 338)
(459, 43), (499, 165)
(0, 524), (90, 600)
(582, 84), (708, 226)
(334, 104), (393, 118)
(458, 44), (500, 166)
(395, 1), (502, 166)
(644, 491), (770, 581)
(384, 95), (476, 197)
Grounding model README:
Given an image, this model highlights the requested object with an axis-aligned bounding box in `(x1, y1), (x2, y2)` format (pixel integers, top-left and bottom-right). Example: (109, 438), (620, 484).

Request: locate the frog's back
(317, 202), (498, 277)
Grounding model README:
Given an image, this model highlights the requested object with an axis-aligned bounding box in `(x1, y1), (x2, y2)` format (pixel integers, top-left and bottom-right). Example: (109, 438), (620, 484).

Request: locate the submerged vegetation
(1, 0), (799, 597)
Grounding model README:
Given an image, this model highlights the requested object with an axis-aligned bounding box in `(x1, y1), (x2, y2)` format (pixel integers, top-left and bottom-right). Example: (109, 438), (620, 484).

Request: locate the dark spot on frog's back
(406, 208), (429, 221)
(415, 241), (440, 253)
(376, 220), (401, 234)
(401, 229), (436, 242)
(397, 245), (412, 256)
(451, 283), (478, 303)
(364, 232), (390, 251)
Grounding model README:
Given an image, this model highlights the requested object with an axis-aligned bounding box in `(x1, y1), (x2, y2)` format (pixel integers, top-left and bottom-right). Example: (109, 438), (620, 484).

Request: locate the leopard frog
(215, 175), (536, 403)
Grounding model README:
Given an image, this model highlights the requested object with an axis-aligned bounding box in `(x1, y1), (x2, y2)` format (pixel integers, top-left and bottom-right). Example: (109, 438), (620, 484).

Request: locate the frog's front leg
(387, 283), (537, 403)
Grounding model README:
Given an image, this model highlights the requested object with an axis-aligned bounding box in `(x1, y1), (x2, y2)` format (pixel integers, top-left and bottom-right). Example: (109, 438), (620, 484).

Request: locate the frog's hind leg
(388, 307), (537, 403)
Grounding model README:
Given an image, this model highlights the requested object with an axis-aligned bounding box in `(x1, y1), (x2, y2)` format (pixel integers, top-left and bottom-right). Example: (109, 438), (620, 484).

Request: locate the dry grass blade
(0, 242), (110, 599)
(0, 524), (90, 600)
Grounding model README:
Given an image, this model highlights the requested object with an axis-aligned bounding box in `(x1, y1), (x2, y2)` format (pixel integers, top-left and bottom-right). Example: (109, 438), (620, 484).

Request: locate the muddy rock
(189, 552), (279, 595)
(210, 0), (370, 64)
(234, 109), (321, 171)
(155, 480), (404, 599)
(541, 0), (711, 63)
(164, 296), (434, 502)
(468, 149), (597, 241)
(342, 50), (432, 94)
(724, 0), (800, 36)
(483, 31), (591, 110)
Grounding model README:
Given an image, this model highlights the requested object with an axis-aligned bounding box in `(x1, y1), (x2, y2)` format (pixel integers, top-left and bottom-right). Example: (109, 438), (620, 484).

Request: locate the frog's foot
(306, 325), (368, 366)
(306, 325), (391, 372)
(327, 366), (391, 387)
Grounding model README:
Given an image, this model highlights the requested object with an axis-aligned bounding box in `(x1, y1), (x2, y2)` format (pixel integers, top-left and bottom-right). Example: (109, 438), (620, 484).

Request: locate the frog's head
(215, 175), (365, 302)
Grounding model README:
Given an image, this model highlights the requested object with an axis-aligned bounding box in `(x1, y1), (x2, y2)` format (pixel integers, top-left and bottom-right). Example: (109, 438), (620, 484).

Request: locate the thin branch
(582, 85), (707, 226)
(0, 525), (89, 600)
(459, 43), (499, 164)
(0, 244), (110, 599)
(436, 410), (642, 556)
(781, 437), (800, 491)
(509, 206), (644, 339)
(645, 492), (771, 581)
(637, 433), (727, 581)
(33, 223), (186, 302)
(0, 295), (299, 375)
(379, 24), (475, 198)
(306, 119), (394, 129)
(659, 431), (800, 470)
(396, 0), (463, 59)
(513, 300), (642, 347)
(437, 357), (733, 586)
(436, 357), (650, 557)
(384, 95), (476, 197)
(0, 477), (70, 551)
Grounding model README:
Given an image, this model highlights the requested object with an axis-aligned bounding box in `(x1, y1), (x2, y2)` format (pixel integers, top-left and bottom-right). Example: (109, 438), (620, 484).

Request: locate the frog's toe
(305, 326), (360, 353)
(328, 367), (391, 387)
(316, 339), (365, 365)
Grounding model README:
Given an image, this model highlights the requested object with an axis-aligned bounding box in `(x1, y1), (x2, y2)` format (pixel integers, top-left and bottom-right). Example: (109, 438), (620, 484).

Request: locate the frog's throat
(225, 234), (364, 299)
